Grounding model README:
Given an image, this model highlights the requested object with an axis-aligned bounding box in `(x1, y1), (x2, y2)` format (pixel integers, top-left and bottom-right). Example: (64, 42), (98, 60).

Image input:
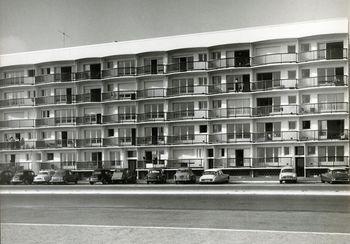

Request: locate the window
(212, 100), (222, 109)
(198, 101), (207, 110)
(302, 121), (311, 129)
(307, 146), (316, 155)
(27, 132), (32, 139)
(212, 76), (221, 85)
(107, 84), (114, 91)
(106, 61), (113, 69)
(108, 129), (114, 137)
(221, 148), (225, 157)
(198, 53), (207, 62)
(26, 153), (30, 161)
(300, 43), (310, 52)
(288, 121), (296, 130)
(284, 147), (290, 155)
(213, 124), (222, 133)
(42, 131), (51, 139)
(301, 69), (310, 78)
(36, 153), (42, 161)
(288, 96), (296, 104)
(42, 110), (50, 118)
(302, 95), (310, 103)
(47, 153), (54, 161)
(28, 69), (35, 77)
(199, 125), (207, 133)
(288, 70), (296, 79)
(127, 151), (136, 157)
(198, 77), (207, 85)
(211, 52), (221, 60)
(295, 146), (304, 155)
(287, 45), (296, 53)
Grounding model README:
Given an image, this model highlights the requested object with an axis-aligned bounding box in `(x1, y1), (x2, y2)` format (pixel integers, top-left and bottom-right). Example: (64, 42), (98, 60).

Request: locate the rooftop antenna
(58, 30), (71, 48)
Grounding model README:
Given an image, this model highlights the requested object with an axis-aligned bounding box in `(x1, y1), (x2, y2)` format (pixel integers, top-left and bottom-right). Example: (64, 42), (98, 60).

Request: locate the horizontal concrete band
(1, 189), (350, 196)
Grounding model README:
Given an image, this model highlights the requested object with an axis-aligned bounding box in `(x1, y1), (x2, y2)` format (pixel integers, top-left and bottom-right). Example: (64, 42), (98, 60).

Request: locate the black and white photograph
(0, 0), (349, 243)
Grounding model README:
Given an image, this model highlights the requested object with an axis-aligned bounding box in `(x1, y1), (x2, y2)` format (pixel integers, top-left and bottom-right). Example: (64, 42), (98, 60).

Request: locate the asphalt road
(1, 184), (350, 244)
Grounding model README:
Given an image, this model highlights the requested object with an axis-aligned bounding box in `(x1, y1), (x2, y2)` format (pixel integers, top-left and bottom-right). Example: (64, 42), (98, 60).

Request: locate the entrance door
(128, 159), (136, 172)
(90, 64), (101, 79)
(61, 131), (68, 147)
(151, 59), (158, 74)
(131, 128), (136, 146)
(92, 152), (102, 168)
(151, 127), (158, 145)
(295, 157), (304, 177)
(66, 88), (72, 104)
(179, 57), (187, 72)
(145, 151), (152, 164)
(242, 74), (250, 92)
(90, 88), (101, 102)
(235, 149), (244, 167)
(326, 42), (343, 59)
(61, 66), (72, 82)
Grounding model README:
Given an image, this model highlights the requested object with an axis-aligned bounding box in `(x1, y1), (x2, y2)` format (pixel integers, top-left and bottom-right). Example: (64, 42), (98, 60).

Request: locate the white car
(279, 167), (297, 183)
(33, 170), (55, 184)
(199, 169), (229, 184)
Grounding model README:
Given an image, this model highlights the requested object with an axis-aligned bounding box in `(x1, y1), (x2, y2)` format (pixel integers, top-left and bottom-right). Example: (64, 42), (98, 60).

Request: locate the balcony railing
(252, 131), (299, 142)
(168, 134), (208, 145)
(35, 95), (74, 105)
(76, 115), (102, 125)
(75, 71), (101, 80)
(299, 102), (348, 114)
(209, 82), (250, 93)
(166, 159), (204, 168)
(102, 67), (136, 78)
(35, 73), (75, 84)
(213, 158), (252, 168)
(299, 48), (347, 62)
(209, 133), (252, 143)
(137, 65), (165, 75)
(167, 61), (207, 73)
(137, 112), (166, 122)
(208, 57), (250, 69)
(103, 114), (136, 124)
(167, 109), (210, 120)
(137, 136), (166, 145)
(253, 105), (298, 116)
(167, 85), (210, 97)
(252, 157), (293, 167)
(251, 79), (297, 91)
(305, 156), (349, 167)
(299, 129), (348, 141)
(0, 76), (35, 87)
(103, 137), (135, 146)
(0, 98), (35, 108)
(0, 119), (35, 128)
(137, 88), (166, 99)
(76, 138), (103, 147)
(210, 107), (252, 118)
(252, 53), (297, 66)
(298, 75), (348, 88)
(102, 90), (136, 101)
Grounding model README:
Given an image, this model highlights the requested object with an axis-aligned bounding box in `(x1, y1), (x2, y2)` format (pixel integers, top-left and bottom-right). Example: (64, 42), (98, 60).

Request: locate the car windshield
(150, 170), (160, 174)
(282, 169), (293, 173)
(39, 172), (48, 175)
(204, 171), (217, 175)
(15, 172), (24, 176)
(332, 170), (348, 174)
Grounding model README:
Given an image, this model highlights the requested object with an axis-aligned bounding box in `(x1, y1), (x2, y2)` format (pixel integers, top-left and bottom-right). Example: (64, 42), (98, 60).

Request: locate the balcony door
(327, 120), (344, 139)
(90, 64), (101, 79)
(234, 50), (250, 67)
(151, 59), (158, 74)
(326, 42), (343, 59)
(92, 152), (102, 169)
(61, 66), (72, 82)
(66, 88), (72, 104)
(151, 127), (158, 145)
(61, 131), (68, 147)
(90, 88), (101, 102)
(235, 149), (244, 167)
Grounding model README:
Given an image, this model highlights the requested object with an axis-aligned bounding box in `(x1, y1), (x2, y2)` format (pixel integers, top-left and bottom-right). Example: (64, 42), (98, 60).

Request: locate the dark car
(174, 168), (196, 184)
(11, 170), (35, 185)
(321, 168), (350, 184)
(111, 168), (136, 184)
(89, 169), (112, 184)
(50, 170), (78, 184)
(145, 168), (166, 184)
(0, 170), (14, 184)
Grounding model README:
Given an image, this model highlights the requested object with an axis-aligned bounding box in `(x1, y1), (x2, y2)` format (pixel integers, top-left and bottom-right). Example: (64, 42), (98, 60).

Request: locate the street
(1, 184), (350, 244)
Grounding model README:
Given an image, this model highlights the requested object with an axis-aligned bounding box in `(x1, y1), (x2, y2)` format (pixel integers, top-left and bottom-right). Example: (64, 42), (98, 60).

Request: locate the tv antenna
(58, 30), (71, 47)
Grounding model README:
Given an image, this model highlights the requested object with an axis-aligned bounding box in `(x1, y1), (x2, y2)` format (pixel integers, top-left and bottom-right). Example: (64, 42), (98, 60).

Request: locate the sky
(0, 0), (349, 54)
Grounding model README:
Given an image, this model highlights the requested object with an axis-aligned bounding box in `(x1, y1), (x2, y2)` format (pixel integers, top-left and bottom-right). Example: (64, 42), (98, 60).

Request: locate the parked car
(279, 167), (297, 183)
(11, 170), (35, 185)
(0, 170), (14, 184)
(321, 168), (350, 184)
(89, 169), (112, 184)
(50, 170), (78, 184)
(33, 170), (55, 184)
(111, 168), (136, 184)
(145, 168), (166, 184)
(199, 169), (229, 184)
(174, 168), (196, 184)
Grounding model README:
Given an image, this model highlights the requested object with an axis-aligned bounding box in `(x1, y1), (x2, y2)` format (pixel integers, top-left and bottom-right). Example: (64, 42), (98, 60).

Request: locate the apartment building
(0, 18), (348, 177)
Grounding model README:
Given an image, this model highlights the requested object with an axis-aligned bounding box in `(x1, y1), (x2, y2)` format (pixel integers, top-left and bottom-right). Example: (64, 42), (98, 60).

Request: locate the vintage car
(321, 168), (350, 184)
(279, 167), (297, 183)
(111, 168), (136, 184)
(11, 170), (35, 185)
(174, 168), (196, 184)
(0, 170), (14, 185)
(89, 169), (112, 184)
(199, 169), (229, 184)
(145, 168), (166, 184)
(50, 170), (78, 184)
(33, 170), (55, 184)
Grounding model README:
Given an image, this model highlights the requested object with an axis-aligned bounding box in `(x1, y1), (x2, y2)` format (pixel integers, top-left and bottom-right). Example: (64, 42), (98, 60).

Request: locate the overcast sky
(0, 0), (349, 54)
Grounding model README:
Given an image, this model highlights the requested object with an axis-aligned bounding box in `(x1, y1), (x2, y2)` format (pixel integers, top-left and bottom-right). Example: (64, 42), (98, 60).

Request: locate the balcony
(252, 131), (299, 142)
(167, 61), (207, 73)
(102, 90), (136, 101)
(0, 119), (35, 128)
(137, 88), (166, 99)
(166, 159), (204, 168)
(305, 156), (349, 167)
(168, 134), (208, 145)
(167, 85), (209, 97)
(251, 79), (297, 91)
(210, 107), (252, 118)
(76, 114), (102, 125)
(299, 102), (348, 114)
(0, 98), (35, 108)
(252, 157), (293, 167)
(253, 105), (298, 117)
(213, 158), (252, 168)
(252, 53), (297, 66)
(209, 133), (252, 143)
(299, 129), (348, 141)
(103, 137), (135, 146)
(35, 95), (74, 106)
(208, 57), (250, 69)
(137, 112), (165, 122)
(167, 109), (209, 120)
(75, 71), (101, 80)
(137, 65), (165, 75)
(76, 138), (103, 147)
(35, 73), (75, 84)
(102, 67), (136, 78)
(299, 48), (347, 62)
(137, 136), (166, 145)
(103, 114), (136, 124)
(0, 76), (35, 87)
(35, 139), (76, 149)
(298, 75), (348, 88)
(209, 82), (250, 94)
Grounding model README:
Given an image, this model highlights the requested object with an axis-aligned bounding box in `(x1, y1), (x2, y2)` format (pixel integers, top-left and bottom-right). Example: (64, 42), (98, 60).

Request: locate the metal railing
(167, 61), (208, 73)
(137, 112), (166, 122)
(35, 73), (75, 84)
(210, 107), (252, 118)
(137, 88), (166, 98)
(252, 157), (293, 167)
(0, 98), (35, 108)
(75, 71), (101, 80)
(0, 76), (35, 87)
(298, 75), (348, 88)
(208, 57), (251, 69)
(167, 109), (209, 120)
(252, 53), (297, 66)
(299, 102), (348, 114)
(137, 65), (165, 75)
(305, 156), (349, 167)
(102, 67), (136, 78)
(251, 79), (298, 91)
(103, 114), (137, 123)
(213, 158), (252, 168)
(299, 48), (347, 62)
(102, 90), (136, 101)
(166, 159), (204, 168)
(253, 105), (299, 116)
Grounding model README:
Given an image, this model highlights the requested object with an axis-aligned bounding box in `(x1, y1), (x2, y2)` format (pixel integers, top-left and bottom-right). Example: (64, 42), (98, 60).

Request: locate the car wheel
(279, 180), (283, 184)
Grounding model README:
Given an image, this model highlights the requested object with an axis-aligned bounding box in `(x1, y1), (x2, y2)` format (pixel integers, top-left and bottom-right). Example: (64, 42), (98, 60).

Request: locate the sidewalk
(229, 175), (321, 184)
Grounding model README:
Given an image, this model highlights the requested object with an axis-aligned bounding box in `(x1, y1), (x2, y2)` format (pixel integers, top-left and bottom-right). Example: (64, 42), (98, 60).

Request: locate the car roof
(281, 166), (294, 170)
(204, 168), (222, 172)
(328, 167), (348, 170)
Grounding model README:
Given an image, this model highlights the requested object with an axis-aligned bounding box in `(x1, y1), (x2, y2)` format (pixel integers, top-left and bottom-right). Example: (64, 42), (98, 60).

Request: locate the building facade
(0, 18), (349, 176)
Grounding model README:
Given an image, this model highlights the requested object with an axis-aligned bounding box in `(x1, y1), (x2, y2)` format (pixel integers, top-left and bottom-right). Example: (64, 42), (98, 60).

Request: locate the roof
(0, 18), (348, 67)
